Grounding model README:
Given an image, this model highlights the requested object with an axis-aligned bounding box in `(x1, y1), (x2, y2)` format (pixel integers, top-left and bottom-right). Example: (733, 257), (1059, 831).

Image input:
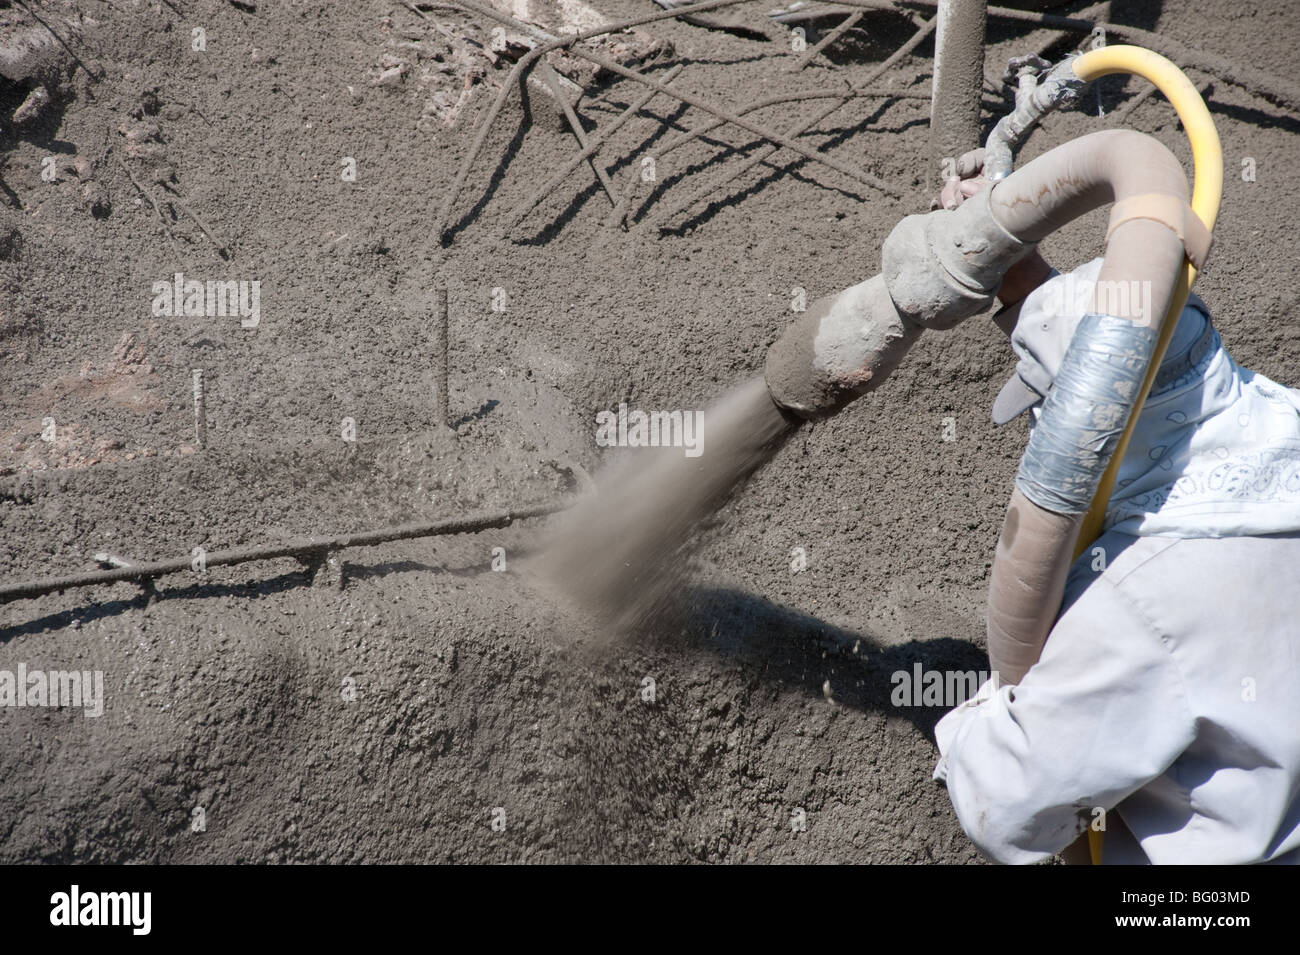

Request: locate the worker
(929, 151), (1300, 864)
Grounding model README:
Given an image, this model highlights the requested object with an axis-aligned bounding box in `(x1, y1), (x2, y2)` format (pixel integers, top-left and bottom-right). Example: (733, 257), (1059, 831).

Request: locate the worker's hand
(931, 147), (1053, 307)
(931, 148), (987, 211)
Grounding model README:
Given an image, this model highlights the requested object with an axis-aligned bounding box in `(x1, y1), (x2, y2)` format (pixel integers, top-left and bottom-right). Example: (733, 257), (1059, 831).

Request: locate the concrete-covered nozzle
(764, 189), (1036, 419)
(764, 274), (921, 419)
(881, 188), (1038, 329)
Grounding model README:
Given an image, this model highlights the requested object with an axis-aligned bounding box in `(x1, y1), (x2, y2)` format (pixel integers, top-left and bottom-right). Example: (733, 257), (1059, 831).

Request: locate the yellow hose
(1067, 45), (1223, 865)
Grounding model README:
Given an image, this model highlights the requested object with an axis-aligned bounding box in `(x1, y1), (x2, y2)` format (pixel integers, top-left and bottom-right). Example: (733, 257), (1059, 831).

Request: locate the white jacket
(934, 530), (1300, 864)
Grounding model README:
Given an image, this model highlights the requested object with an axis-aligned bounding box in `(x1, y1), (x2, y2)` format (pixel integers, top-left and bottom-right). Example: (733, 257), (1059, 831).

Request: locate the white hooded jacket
(934, 261), (1300, 864)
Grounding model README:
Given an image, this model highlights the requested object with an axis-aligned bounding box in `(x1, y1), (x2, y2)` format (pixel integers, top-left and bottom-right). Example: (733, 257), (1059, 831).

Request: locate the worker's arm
(933, 576), (1197, 864)
(996, 249), (1052, 307)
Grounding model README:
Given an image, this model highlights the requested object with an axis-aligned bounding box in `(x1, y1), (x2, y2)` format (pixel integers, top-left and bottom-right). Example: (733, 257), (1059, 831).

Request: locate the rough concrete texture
(1, 0), (1298, 863)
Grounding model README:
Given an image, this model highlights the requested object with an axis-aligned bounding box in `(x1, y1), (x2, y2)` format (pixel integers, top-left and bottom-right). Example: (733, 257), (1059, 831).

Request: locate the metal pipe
(930, 0), (987, 180)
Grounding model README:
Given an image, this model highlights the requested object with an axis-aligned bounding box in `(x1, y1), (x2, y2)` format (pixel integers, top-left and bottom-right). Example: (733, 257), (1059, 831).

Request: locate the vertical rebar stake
(192, 368), (207, 449)
(435, 286), (451, 431)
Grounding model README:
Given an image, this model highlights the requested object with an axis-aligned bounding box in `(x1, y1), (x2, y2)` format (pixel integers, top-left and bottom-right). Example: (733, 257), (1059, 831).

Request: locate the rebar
(439, 0), (904, 242)
(646, 13), (935, 228)
(536, 57), (621, 209)
(458, 0), (901, 195)
(507, 63), (686, 230)
(434, 47), (543, 243)
(605, 85), (931, 231)
(789, 11), (864, 72)
(845, 0), (1300, 115)
(433, 0), (765, 242)
(0, 501), (570, 604)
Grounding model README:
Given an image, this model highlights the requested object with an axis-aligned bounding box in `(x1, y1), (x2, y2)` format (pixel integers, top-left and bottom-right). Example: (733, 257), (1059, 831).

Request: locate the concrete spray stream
(536, 376), (797, 627)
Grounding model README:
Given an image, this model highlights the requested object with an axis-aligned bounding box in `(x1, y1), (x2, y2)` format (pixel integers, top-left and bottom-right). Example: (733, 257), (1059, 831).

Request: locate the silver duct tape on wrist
(1015, 312), (1159, 515)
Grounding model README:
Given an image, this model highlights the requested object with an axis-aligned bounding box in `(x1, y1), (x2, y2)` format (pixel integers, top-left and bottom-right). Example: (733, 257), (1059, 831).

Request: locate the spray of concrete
(534, 376), (797, 630)
(532, 125), (1045, 635)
